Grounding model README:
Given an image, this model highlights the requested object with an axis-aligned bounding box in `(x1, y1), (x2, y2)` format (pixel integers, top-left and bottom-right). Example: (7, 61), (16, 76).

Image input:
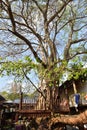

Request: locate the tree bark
(48, 110), (87, 129)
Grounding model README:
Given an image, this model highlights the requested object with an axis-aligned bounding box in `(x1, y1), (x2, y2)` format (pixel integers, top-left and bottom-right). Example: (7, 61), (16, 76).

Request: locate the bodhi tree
(0, 0), (87, 113)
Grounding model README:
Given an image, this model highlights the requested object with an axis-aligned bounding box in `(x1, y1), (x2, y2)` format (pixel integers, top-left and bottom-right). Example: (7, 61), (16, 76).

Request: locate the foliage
(0, 90), (31, 101)
(0, 0), (87, 92)
(0, 56), (36, 81)
(7, 92), (20, 101)
(0, 91), (8, 100)
(68, 61), (87, 81)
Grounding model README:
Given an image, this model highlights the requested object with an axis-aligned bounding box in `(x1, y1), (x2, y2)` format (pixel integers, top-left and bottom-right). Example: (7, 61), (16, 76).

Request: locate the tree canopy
(0, 0), (87, 88)
(0, 2), (87, 127)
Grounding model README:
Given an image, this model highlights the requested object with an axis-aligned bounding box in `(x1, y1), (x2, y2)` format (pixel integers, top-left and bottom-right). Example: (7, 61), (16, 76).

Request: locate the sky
(0, 63), (86, 92)
(0, 70), (39, 93)
(0, 76), (14, 92)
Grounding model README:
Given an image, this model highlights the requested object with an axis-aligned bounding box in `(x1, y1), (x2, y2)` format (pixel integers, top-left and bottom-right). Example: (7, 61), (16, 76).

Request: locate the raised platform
(70, 104), (87, 114)
(15, 110), (51, 121)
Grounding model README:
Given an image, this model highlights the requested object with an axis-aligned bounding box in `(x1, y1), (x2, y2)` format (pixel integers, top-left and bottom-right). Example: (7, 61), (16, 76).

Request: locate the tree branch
(22, 69), (46, 99)
(6, 0), (16, 31)
(73, 23), (87, 32)
(71, 39), (87, 44)
(32, 0), (44, 14)
(8, 29), (47, 68)
(69, 51), (87, 60)
(15, 19), (48, 59)
(44, 0), (50, 15)
(47, 0), (73, 25)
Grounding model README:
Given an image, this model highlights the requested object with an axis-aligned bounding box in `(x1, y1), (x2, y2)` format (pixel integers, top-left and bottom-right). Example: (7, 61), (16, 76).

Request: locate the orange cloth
(84, 95), (87, 100)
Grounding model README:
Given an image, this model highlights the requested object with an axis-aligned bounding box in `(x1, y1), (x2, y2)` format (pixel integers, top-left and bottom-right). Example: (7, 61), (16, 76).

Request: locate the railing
(15, 110), (51, 121)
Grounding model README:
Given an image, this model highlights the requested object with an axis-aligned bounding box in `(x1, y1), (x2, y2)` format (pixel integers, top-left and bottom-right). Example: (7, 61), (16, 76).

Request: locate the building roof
(13, 96), (37, 104)
(59, 75), (87, 90)
(0, 95), (6, 102)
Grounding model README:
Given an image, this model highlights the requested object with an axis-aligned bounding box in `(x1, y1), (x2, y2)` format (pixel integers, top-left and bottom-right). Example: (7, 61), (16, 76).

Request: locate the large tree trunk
(48, 110), (87, 129)
(46, 82), (59, 111)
